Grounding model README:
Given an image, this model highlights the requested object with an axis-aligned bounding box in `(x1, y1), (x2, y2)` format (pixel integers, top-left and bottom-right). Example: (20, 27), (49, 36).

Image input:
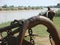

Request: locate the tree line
(0, 3), (60, 11)
(0, 5), (42, 11)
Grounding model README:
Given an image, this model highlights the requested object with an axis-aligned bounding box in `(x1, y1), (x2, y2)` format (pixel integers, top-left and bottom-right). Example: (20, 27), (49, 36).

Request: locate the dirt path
(34, 36), (51, 45)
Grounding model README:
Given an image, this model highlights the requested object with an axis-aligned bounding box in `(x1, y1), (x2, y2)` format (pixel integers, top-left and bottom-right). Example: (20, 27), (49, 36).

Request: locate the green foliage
(57, 3), (60, 8)
(10, 5), (14, 8)
(2, 5), (7, 8)
(57, 3), (60, 6)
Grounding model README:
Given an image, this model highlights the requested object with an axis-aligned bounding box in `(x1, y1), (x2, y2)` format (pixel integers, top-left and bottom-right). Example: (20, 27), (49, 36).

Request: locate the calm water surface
(0, 8), (59, 23)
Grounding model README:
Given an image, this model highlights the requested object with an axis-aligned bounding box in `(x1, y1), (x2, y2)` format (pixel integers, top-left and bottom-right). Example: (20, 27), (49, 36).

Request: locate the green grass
(32, 25), (48, 37)
(54, 17), (60, 33)
(0, 21), (11, 28)
(55, 10), (60, 17)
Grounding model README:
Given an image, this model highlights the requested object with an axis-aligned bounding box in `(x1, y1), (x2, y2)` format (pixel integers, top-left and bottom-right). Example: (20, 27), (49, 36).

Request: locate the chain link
(28, 28), (35, 45)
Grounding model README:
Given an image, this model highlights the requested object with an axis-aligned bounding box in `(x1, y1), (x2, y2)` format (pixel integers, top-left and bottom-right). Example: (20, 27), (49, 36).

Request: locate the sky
(0, 0), (60, 6)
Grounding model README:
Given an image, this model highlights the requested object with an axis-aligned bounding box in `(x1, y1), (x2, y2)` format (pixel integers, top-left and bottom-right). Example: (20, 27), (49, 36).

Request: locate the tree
(10, 5), (14, 8)
(57, 3), (60, 8)
(2, 4), (7, 8)
(57, 3), (60, 6)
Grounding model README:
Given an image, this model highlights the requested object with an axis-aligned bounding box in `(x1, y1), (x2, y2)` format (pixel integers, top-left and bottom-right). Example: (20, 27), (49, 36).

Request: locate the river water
(0, 8), (60, 23)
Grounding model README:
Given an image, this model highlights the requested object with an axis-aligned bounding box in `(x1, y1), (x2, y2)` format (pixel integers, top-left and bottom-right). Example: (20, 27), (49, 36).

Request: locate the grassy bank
(0, 7), (42, 11)
(0, 17), (60, 37)
(0, 22), (11, 28)
(55, 10), (60, 17)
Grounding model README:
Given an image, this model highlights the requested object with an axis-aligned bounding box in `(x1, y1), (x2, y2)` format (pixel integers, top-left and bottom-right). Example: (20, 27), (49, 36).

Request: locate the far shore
(0, 8), (60, 12)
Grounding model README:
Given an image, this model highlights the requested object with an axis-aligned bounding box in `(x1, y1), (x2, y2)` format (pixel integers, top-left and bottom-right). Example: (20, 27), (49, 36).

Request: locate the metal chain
(49, 34), (53, 45)
(47, 29), (53, 45)
(28, 28), (35, 45)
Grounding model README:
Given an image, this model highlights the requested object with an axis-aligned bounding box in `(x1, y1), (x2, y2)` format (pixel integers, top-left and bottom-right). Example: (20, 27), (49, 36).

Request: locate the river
(0, 8), (60, 24)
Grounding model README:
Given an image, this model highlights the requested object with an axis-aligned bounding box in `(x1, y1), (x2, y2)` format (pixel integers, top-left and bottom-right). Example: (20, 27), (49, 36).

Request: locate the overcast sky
(0, 0), (60, 6)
